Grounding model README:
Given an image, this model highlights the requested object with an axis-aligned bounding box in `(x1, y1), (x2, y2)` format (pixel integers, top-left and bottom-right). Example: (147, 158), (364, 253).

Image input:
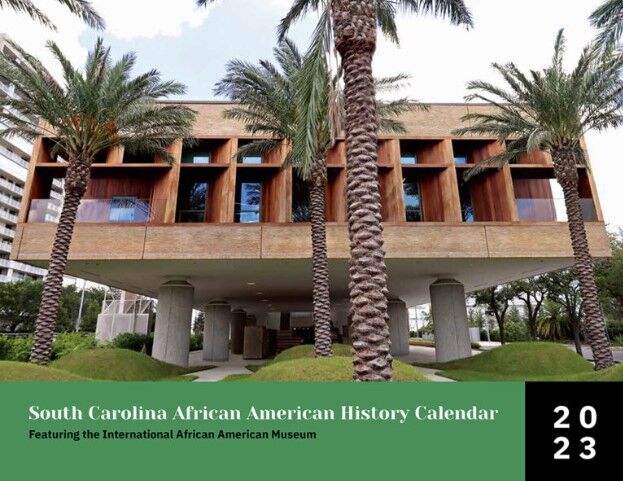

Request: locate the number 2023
(553, 406), (597, 460)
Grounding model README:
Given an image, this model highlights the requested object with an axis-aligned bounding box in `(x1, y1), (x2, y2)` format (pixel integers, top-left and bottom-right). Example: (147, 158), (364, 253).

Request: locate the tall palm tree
(590, 0), (623, 48)
(453, 30), (620, 369)
(0, 39), (196, 364)
(0, 0), (104, 29)
(215, 39), (416, 357)
(279, 0), (472, 381)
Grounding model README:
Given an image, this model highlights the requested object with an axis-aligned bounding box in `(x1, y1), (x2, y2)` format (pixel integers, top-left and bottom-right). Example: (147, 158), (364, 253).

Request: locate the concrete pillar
(429, 279), (471, 362)
(387, 299), (410, 356)
(203, 300), (232, 361)
(152, 280), (194, 367)
(246, 314), (257, 326)
(230, 309), (246, 355)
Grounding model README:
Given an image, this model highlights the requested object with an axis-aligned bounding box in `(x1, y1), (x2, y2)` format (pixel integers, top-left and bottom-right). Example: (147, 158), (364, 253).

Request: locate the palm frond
(454, 29), (623, 178)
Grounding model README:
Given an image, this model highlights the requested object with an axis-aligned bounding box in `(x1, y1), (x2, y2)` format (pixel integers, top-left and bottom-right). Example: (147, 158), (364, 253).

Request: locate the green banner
(0, 382), (524, 480)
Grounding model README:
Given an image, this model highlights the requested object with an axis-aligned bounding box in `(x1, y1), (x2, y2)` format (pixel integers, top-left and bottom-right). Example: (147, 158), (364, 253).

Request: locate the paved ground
(187, 351), (265, 382)
(573, 345), (623, 363)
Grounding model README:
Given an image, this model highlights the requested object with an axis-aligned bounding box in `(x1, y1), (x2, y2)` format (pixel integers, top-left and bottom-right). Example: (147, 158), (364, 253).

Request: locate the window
(403, 179), (423, 222)
(459, 183), (475, 222)
(182, 146), (211, 164)
(401, 150), (417, 165)
(292, 177), (310, 222)
(238, 140), (262, 164)
(235, 182), (262, 223)
(177, 182), (208, 222)
(109, 197), (149, 223)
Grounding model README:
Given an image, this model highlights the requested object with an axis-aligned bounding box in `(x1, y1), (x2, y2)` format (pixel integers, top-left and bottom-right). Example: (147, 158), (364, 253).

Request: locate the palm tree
(0, 39), (196, 364)
(276, 0), (472, 381)
(0, 0), (104, 29)
(590, 0), (623, 48)
(453, 30), (620, 369)
(215, 39), (416, 357)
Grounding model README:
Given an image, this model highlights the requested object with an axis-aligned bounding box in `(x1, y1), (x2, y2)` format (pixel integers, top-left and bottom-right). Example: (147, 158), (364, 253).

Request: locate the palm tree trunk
(309, 163), (332, 357)
(30, 159), (89, 365)
(553, 148), (614, 370)
(332, 0), (392, 381)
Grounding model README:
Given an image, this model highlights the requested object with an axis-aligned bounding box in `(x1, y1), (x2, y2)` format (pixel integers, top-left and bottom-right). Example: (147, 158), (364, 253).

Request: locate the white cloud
(0, 0), (216, 73)
(93, 0), (212, 39)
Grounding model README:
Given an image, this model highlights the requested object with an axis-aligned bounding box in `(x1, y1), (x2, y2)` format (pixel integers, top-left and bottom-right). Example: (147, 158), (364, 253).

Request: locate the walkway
(187, 351), (265, 382)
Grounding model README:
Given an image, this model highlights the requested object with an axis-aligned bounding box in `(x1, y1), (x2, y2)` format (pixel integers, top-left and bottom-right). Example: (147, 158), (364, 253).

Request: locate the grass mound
(231, 357), (427, 382)
(51, 348), (194, 381)
(418, 342), (599, 382)
(273, 344), (352, 363)
(423, 343), (592, 376)
(0, 361), (87, 381)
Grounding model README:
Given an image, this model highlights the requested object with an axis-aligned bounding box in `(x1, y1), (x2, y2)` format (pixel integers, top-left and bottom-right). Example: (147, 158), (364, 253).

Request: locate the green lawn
(0, 361), (88, 381)
(50, 348), (208, 381)
(272, 344), (352, 362)
(222, 344), (427, 382)
(416, 342), (622, 382)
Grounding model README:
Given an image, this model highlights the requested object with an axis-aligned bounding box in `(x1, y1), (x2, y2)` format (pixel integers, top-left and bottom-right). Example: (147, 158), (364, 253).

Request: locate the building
(0, 34), (63, 282)
(10, 102), (610, 365)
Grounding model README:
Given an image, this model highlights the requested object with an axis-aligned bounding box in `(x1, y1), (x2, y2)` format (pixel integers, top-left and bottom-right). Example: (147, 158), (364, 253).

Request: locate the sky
(0, 0), (621, 228)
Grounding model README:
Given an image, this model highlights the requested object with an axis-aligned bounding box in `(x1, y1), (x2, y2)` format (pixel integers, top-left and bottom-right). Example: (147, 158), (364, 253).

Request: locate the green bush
(52, 333), (97, 360)
(8, 336), (33, 362)
(111, 333), (151, 352)
(189, 334), (202, 351)
(0, 335), (10, 360)
(505, 321), (530, 342)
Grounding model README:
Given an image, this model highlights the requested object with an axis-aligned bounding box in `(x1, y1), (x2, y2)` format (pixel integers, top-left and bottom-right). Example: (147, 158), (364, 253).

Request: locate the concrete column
(246, 314), (257, 326)
(387, 299), (410, 356)
(152, 280), (194, 367)
(429, 279), (471, 362)
(203, 300), (232, 361)
(230, 309), (246, 355)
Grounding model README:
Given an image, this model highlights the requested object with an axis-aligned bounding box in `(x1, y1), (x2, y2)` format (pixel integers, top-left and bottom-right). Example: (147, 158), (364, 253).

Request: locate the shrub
(505, 321), (530, 342)
(8, 336), (33, 362)
(112, 333), (151, 352)
(0, 335), (10, 360)
(52, 333), (97, 360)
(189, 334), (202, 351)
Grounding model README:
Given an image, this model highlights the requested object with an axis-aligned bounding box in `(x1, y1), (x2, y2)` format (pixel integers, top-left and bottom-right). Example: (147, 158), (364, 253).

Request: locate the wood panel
(418, 171), (444, 222)
(326, 142), (346, 166)
(378, 139), (398, 167)
(17, 138), (44, 223)
(325, 168), (347, 222)
(106, 147), (124, 164)
(152, 140), (182, 223)
(517, 149), (552, 165)
(440, 165), (462, 222)
(208, 139), (237, 222)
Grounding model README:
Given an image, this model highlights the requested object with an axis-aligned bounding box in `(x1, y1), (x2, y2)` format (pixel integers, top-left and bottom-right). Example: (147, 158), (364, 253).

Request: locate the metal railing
(0, 178), (23, 196)
(0, 226), (15, 239)
(0, 192), (21, 210)
(0, 258), (45, 276)
(0, 209), (17, 224)
(0, 241), (12, 253)
(101, 299), (153, 316)
(515, 198), (598, 222)
(0, 144), (29, 170)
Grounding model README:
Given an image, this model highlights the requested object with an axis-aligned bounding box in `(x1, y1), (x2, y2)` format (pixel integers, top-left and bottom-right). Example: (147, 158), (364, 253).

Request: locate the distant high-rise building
(0, 34), (63, 282)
